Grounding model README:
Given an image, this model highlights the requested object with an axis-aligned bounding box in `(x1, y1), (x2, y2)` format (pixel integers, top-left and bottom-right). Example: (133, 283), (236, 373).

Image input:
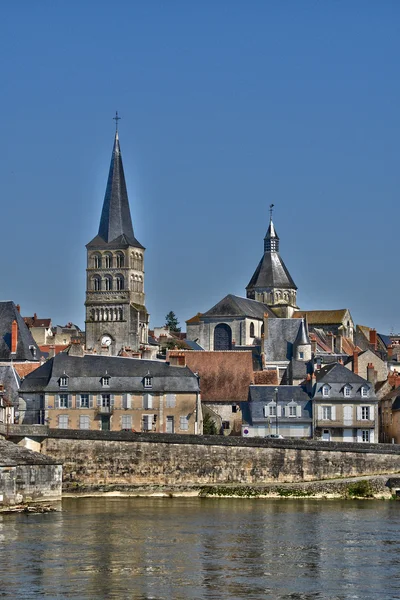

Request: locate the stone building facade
(312, 362), (378, 443)
(85, 131), (149, 355)
(19, 354), (202, 434)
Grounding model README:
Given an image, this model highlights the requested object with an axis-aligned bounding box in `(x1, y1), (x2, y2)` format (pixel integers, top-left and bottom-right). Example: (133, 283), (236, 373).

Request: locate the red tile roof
(169, 351), (254, 402)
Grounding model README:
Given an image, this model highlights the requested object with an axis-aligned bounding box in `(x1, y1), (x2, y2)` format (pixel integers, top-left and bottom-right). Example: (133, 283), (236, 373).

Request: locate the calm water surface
(0, 497), (400, 599)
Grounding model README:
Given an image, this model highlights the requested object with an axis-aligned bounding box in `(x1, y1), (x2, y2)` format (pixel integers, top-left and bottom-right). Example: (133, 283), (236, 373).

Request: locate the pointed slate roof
(247, 252), (297, 291)
(294, 319), (310, 347)
(87, 132), (144, 249)
(0, 302), (42, 362)
(247, 217), (296, 292)
(201, 294), (276, 320)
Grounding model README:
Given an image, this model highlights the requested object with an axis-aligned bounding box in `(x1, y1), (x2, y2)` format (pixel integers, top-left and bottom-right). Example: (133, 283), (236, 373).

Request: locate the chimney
(34, 312), (37, 321)
(352, 348), (359, 375)
(16, 304), (20, 313)
(11, 320), (18, 354)
(388, 344), (393, 359)
(327, 332), (335, 353)
(48, 345), (55, 359)
(369, 329), (377, 351)
(367, 362), (376, 385)
(167, 351), (186, 367)
(310, 334), (317, 354)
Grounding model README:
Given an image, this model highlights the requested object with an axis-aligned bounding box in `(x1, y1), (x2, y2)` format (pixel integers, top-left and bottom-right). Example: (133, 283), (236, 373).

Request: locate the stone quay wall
(40, 430), (400, 491)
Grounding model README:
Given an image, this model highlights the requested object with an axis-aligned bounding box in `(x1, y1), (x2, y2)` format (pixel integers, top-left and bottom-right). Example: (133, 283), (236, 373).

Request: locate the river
(0, 497), (399, 599)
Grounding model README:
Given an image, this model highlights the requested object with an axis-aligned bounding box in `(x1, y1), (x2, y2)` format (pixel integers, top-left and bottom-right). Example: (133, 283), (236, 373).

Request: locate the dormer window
(344, 385), (351, 397)
(322, 385), (329, 397)
(60, 375), (68, 388)
(102, 376), (110, 387)
(144, 376), (152, 389)
(361, 386), (368, 397)
(29, 345), (37, 358)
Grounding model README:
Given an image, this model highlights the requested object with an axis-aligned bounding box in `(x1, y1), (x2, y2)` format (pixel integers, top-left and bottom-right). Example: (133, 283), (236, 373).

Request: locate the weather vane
(269, 203), (274, 220)
(113, 111), (121, 132)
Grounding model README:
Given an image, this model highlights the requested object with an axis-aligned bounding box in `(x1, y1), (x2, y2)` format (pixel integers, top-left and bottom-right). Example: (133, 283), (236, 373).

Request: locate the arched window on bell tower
(93, 276), (101, 291)
(104, 253), (112, 269)
(116, 252), (124, 268)
(116, 275), (124, 290)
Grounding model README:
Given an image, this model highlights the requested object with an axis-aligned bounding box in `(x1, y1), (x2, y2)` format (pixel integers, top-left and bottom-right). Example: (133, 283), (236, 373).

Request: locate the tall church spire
(96, 131), (143, 247)
(264, 204), (279, 252)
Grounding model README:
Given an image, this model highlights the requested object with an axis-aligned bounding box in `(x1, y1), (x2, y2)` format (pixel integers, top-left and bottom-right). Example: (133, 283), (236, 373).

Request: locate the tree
(165, 311), (181, 333)
(203, 413), (218, 435)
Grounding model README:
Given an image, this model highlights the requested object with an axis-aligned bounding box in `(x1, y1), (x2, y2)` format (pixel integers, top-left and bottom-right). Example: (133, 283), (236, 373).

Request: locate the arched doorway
(214, 323), (232, 350)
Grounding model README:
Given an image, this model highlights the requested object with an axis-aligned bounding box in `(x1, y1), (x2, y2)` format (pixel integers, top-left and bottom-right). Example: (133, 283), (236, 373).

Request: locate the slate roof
(0, 302), (42, 362)
(0, 366), (20, 406)
(293, 309), (349, 325)
(245, 385), (312, 424)
(201, 294), (276, 320)
(264, 319), (309, 362)
(19, 354), (199, 394)
(315, 362), (370, 385)
(247, 251), (297, 291)
(87, 132), (144, 250)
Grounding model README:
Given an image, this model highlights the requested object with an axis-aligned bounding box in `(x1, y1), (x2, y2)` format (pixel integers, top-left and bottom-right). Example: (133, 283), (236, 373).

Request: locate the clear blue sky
(1, 1), (399, 334)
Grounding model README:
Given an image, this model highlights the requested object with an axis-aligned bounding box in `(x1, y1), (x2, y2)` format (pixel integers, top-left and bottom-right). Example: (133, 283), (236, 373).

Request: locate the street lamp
(274, 387), (279, 435)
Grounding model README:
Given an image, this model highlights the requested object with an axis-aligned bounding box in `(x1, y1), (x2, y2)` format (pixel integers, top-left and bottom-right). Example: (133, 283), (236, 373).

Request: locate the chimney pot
(11, 320), (18, 354)
(353, 348), (359, 375)
(369, 328), (377, 350)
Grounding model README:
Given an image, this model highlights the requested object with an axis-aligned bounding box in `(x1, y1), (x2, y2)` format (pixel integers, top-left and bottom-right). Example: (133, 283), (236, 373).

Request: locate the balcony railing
(96, 406), (114, 415)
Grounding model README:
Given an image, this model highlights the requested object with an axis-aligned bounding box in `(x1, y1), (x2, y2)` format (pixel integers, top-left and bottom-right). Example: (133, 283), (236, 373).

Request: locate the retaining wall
(40, 430), (400, 491)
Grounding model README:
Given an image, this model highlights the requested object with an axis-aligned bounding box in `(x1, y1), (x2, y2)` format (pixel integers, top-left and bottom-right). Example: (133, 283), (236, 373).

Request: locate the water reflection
(0, 498), (399, 599)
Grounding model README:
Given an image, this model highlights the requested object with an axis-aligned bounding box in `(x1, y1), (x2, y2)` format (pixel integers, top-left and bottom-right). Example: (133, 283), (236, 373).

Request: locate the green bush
(346, 480), (374, 498)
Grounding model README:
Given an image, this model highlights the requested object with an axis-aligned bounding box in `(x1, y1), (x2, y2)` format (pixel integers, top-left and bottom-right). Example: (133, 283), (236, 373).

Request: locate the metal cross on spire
(113, 111), (121, 132)
(269, 203), (274, 220)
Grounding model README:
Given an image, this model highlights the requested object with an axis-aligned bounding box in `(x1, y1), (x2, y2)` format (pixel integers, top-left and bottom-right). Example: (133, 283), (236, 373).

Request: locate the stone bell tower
(85, 119), (149, 355)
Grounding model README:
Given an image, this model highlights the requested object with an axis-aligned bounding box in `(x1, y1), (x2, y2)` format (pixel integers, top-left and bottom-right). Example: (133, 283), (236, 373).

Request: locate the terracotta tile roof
(310, 332), (332, 353)
(253, 370), (278, 385)
(39, 345), (69, 355)
(186, 313), (203, 324)
(14, 363), (42, 378)
(171, 351), (254, 402)
(23, 316), (51, 328)
(341, 336), (356, 355)
(293, 309), (348, 324)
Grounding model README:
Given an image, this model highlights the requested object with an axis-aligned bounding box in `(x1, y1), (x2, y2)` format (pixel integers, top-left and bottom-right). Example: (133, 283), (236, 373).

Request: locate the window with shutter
(180, 416), (189, 430)
(143, 415), (153, 431)
(331, 406), (336, 420)
(80, 394), (89, 408)
(79, 416), (90, 430)
(58, 415), (69, 429)
(122, 415), (132, 430)
(143, 394), (153, 409)
(166, 394), (176, 408)
(59, 394), (68, 409)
